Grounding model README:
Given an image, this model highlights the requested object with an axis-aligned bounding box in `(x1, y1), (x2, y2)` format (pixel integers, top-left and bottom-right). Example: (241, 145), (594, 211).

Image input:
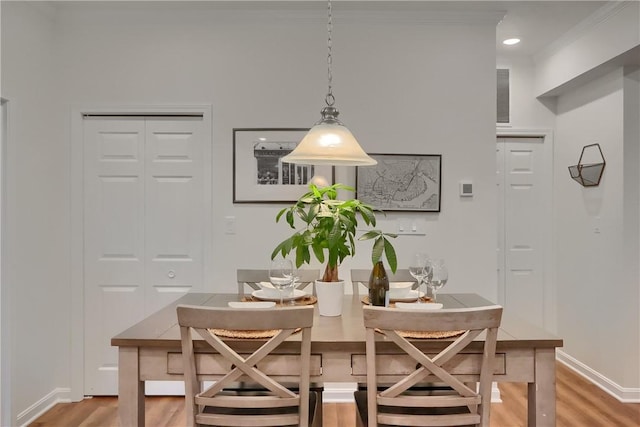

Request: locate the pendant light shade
(282, 0), (377, 167)
(282, 107), (377, 166)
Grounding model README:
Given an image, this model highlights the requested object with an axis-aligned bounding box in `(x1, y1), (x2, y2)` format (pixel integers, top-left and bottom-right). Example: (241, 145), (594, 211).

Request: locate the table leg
(527, 348), (557, 427)
(118, 346), (145, 427)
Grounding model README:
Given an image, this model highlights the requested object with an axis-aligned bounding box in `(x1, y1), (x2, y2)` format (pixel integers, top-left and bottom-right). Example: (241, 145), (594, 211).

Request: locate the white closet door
(145, 119), (203, 314)
(497, 137), (546, 329)
(83, 117), (205, 395)
(496, 144), (506, 309)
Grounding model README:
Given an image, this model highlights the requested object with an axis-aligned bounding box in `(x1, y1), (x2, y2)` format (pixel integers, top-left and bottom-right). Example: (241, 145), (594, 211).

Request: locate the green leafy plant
(271, 183), (397, 282)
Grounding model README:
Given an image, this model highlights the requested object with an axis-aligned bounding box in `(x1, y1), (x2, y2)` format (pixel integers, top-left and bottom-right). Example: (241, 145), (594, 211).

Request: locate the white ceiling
(49, 0), (610, 59)
(492, 1), (608, 58)
(371, 1), (609, 58)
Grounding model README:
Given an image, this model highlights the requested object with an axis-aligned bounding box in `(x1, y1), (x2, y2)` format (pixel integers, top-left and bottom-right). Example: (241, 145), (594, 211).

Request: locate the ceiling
(49, 0), (610, 59)
(375, 1), (609, 58)
(492, 1), (608, 58)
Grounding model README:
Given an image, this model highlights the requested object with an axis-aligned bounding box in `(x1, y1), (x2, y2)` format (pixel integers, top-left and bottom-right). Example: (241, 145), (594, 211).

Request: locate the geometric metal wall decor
(568, 143), (606, 187)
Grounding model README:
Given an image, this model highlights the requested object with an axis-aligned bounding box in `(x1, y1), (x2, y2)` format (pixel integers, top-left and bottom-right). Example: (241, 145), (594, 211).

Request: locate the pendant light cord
(325, 0), (335, 107)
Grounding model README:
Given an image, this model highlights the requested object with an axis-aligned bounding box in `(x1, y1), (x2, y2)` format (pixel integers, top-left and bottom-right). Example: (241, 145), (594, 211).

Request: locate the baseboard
(16, 387), (71, 427)
(322, 382), (358, 403)
(557, 350), (640, 403)
(491, 382), (502, 403)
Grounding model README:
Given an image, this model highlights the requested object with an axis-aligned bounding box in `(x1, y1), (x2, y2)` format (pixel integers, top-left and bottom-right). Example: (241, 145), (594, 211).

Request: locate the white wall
(55, 1), (499, 297)
(496, 56), (555, 130)
(1, 2), (71, 423)
(622, 66), (640, 391)
(503, 3), (640, 398)
(535, 1), (640, 97)
(554, 67), (639, 392)
(2, 1), (500, 419)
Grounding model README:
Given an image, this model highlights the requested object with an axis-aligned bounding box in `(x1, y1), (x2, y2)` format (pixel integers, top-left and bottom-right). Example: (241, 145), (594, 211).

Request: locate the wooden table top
(111, 293), (563, 350)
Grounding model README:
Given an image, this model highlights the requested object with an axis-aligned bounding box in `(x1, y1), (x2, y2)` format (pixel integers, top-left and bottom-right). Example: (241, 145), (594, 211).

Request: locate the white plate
(252, 289), (307, 302)
(396, 302), (443, 310)
(257, 282), (282, 298)
(390, 290), (424, 302)
(390, 281), (414, 288)
(389, 282), (415, 299)
(228, 301), (276, 309)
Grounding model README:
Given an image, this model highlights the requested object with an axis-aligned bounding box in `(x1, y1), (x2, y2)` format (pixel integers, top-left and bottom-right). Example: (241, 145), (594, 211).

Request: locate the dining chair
(350, 269), (417, 295)
(355, 305), (503, 427)
(237, 268), (320, 296)
(177, 304), (320, 427)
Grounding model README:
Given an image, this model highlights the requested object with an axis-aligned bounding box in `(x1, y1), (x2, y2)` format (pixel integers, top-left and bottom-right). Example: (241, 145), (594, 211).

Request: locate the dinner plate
(390, 281), (414, 288)
(390, 290), (424, 302)
(252, 289), (307, 302)
(395, 302), (443, 310)
(389, 282), (415, 299)
(228, 301), (276, 309)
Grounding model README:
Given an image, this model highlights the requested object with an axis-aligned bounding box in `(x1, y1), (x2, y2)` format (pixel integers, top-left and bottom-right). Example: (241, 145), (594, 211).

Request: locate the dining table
(111, 292), (563, 427)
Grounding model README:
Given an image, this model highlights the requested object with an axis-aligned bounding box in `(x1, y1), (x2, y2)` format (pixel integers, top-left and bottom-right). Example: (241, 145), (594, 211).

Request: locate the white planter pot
(315, 280), (345, 317)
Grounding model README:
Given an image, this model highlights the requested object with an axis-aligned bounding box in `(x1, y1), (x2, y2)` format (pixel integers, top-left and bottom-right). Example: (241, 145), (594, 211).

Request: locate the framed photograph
(233, 128), (335, 203)
(356, 153), (442, 212)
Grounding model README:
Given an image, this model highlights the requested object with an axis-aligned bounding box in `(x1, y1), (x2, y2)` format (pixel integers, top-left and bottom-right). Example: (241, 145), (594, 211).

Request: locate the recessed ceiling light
(258, 137), (267, 141)
(503, 38), (521, 46)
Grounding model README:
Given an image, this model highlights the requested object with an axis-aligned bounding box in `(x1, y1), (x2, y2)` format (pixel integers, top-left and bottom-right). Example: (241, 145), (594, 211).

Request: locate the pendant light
(282, 0), (377, 166)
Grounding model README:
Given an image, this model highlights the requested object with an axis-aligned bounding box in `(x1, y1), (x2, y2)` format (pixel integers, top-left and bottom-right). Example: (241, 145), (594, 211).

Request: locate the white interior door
(83, 116), (205, 395)
(496, 137), (547, 329)
(145, 119), (204, 314)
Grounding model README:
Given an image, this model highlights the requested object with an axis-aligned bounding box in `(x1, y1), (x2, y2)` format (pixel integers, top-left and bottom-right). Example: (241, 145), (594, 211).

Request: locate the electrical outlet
(395, 218), (426, 235)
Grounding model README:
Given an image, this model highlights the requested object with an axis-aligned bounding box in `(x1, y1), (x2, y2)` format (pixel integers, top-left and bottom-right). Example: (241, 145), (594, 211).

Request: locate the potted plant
(271, 183), (397, 315)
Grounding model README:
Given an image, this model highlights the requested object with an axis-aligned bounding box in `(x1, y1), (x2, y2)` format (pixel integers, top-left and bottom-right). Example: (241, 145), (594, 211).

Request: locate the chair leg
(311, 390), (323, 427)
(353, 390), (368, 427)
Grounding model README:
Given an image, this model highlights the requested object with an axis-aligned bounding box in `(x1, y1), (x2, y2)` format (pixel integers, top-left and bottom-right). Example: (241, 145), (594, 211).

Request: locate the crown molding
(534, 1), (634, 63)
(53, 1), (504, 26)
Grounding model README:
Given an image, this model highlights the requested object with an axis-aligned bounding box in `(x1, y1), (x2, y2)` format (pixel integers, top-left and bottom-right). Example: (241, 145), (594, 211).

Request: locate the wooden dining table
(111, 293), (563, 427)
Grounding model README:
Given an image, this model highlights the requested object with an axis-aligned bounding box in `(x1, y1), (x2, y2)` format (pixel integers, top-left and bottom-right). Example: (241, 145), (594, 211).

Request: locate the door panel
(497, 137), (546, 329)
(84, 120), (146, 395)
(145, 120), (203, 314)
(84, 117), (205, 395)
(496, 145), (505, 307)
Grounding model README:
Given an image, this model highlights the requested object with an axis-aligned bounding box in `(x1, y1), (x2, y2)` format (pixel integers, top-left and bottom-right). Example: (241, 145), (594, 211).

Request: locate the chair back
(177, 304), (315, 427)
(350, 269), (417, 295)
(237, 269), (320, 296)
(361, 305), (503, 427)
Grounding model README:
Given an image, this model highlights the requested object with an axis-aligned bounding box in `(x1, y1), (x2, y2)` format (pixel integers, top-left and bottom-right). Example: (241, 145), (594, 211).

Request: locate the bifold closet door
(83, 117), (205, 395)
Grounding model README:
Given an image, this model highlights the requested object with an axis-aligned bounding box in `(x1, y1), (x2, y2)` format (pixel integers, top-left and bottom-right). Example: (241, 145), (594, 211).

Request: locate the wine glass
(286, 265), (300, 306)
(408, 253), (429, 303)
(428, 259), (448, 303)
(269, 258), (294, 305)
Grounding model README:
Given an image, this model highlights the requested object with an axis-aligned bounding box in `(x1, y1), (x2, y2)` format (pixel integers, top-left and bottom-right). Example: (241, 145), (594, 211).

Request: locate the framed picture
(233, 128), (335, 203)
(356, 153), (442, 212)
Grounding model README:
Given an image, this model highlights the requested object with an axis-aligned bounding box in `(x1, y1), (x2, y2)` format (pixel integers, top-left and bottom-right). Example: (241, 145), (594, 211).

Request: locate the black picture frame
(356, 153), (442, 212)
(233, 128), (335, 203)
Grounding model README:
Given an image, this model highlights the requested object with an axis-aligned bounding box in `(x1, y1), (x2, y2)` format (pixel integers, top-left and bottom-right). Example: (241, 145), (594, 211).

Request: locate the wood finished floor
(29, 363), (639, 426)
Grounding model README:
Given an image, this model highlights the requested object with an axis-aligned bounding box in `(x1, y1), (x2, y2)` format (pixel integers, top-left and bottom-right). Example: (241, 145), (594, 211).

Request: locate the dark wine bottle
(368, 261), (389, 307)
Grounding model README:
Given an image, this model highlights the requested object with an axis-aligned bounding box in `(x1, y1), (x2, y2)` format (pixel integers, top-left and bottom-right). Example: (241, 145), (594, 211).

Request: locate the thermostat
(459, 181), (473, 197)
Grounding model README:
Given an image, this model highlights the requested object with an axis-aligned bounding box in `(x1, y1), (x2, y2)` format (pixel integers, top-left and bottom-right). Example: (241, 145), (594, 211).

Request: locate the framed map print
(356, 153), (441, 212)
(233, 128), (335, 203)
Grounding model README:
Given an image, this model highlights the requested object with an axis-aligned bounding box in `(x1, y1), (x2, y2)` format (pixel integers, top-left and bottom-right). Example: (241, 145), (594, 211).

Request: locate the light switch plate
(396, 218), (426, 235)
(224, 216), (236, 234)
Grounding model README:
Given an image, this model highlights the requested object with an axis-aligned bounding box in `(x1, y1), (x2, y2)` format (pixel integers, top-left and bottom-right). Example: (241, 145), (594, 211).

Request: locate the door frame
(70, 105), (213, 401)
(496, 128), (556, 333)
